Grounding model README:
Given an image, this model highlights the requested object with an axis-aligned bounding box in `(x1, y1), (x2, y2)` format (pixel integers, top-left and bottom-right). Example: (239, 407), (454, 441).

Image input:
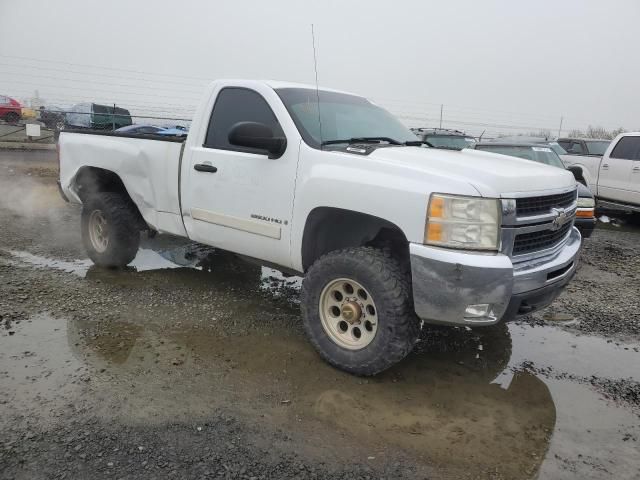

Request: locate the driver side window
(204, 88), (284, 153)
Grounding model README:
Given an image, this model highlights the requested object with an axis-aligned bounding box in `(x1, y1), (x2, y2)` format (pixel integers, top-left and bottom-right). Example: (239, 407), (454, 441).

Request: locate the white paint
(25, 123), (41, 137)
(59, 134), (186, 237)
(191, 208), (281, 239)
(561, 131), (640, 207)
(60, 79), (577, 273)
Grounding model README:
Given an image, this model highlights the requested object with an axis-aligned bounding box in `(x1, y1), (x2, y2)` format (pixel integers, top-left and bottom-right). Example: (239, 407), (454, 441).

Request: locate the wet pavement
(1, 150), (639, 479)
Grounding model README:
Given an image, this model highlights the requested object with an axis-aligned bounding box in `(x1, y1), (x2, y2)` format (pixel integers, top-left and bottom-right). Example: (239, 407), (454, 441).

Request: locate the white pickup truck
(559, 134), (640, 212)
(58, 80), (581, 375)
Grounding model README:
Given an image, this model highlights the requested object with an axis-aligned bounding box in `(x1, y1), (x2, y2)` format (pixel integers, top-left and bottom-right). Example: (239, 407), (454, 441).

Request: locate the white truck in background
(58, 79), (581, 375)
(559, 134), (640, 212)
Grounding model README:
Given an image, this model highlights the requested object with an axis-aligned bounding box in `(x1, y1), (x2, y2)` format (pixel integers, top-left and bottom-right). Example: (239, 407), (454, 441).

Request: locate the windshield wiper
(321, 137), (402, 146)
(403, 140), (434, 147)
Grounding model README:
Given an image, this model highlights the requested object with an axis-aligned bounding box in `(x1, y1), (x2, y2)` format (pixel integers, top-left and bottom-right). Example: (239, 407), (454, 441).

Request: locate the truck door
(182, 86), (298, 269)
(598, 135), (640, 204)
(632, 157), (640, 205)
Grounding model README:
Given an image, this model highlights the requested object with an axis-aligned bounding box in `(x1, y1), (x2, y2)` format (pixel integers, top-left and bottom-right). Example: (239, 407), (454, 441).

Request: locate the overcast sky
(0, 0), (638, 136)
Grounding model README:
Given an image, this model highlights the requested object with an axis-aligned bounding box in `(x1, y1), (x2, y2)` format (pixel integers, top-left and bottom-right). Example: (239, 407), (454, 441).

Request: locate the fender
(59, 131), (185, 234)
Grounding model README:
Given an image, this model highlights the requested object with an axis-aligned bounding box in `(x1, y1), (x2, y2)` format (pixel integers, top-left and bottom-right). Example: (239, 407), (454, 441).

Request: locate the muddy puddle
(2, 240), (640, 479)
(3, 235), (301, 298)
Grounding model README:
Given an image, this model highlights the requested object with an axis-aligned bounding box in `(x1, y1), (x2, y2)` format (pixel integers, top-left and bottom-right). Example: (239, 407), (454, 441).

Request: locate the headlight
(424, 194), (501, 250)
(577, 197), (595, 208)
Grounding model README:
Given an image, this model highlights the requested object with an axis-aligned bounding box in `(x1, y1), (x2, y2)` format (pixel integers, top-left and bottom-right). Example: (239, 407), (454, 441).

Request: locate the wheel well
(74, 167), (128, 201)
(74, 167), (146, 228)
(301, 207), (410, 272)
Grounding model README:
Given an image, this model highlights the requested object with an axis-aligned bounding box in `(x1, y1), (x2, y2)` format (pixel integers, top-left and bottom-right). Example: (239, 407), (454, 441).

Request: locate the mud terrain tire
(301, 247), (419, 375)
(4, 111), (19, 124)
(81, 193), (140, 267)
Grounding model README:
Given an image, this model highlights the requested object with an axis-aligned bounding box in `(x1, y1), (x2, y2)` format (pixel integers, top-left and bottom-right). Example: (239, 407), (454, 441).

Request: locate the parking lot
(1, 149), (639, 480)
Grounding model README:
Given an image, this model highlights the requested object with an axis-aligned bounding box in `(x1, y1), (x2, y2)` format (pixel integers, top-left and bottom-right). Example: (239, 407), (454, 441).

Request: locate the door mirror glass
(228, 121), (287, 159)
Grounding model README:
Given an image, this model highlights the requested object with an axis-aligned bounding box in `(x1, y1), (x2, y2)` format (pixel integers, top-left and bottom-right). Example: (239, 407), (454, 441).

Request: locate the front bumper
(410, 226), (582, 326)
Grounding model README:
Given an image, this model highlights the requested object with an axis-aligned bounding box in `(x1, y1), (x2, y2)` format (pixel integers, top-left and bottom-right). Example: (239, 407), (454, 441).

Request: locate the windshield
(425, 135), (476, 150)
(276, 88), (416, 148)
(546, 142), (567, 155)
(475, 145), (566, 169)
(584, 140), (610, 156)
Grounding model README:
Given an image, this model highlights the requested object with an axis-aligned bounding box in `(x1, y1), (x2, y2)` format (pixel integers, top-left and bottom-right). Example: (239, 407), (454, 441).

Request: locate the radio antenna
(311, 24), (323, 148)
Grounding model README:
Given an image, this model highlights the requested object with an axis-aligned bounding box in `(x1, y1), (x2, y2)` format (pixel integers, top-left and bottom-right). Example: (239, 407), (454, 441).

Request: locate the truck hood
(368, 146), (576, 197)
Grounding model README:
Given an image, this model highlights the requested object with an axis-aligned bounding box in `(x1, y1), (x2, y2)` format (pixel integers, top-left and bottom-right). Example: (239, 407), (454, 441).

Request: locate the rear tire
(301, 247), (419, 376)
(81, 193), (141, 267)
(5, 112), (19, 124)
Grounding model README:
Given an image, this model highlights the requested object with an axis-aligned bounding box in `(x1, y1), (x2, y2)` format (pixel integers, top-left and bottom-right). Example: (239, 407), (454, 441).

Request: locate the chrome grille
(516, 190), (576, 217)
(512, 222), (573, 256)
(501, 187), (578, 259)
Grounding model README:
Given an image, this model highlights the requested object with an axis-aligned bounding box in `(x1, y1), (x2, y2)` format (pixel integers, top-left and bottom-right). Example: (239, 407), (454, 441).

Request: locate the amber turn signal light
(576, 209), (595, 218)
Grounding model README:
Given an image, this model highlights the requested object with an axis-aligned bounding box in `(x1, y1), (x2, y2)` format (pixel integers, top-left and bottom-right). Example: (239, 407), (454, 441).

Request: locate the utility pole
(439, 104), (443, 129)
(558, 116), (563, 138)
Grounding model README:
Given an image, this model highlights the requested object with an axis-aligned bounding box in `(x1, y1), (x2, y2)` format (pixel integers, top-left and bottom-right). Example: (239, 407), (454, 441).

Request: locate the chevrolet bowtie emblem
(550, 208), (569, 231)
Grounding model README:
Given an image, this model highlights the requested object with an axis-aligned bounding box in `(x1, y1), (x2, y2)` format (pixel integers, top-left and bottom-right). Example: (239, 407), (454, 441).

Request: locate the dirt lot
(1, 150), (639, 480)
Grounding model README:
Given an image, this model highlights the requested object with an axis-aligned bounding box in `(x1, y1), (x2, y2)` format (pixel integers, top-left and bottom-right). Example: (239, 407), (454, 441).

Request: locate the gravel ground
(530, 225), (640, 339)
(1, 150), (639, 480)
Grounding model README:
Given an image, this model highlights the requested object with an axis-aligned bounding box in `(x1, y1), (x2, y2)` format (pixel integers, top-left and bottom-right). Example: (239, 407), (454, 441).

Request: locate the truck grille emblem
(550, 208), (569, 231)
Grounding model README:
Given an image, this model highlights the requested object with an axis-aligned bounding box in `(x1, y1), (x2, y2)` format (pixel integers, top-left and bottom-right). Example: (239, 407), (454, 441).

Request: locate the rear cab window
(584, 141), (610, 156)
(566, 141), (585, 154)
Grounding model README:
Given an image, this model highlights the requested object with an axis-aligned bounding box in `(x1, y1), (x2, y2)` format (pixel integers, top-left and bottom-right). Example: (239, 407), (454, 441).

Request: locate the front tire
(301, 247), (419, 375)
(81, 193), (141, 267)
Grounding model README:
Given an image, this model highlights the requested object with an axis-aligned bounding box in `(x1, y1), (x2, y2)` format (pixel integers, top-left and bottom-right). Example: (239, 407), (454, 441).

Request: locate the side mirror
(228, 121), (287, 159)
(566, 165), (582, 181)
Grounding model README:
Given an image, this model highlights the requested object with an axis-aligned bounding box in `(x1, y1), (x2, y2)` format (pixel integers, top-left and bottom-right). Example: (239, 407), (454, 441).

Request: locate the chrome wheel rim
(88, 210), (109, 253)
(319, 278), (378, 350)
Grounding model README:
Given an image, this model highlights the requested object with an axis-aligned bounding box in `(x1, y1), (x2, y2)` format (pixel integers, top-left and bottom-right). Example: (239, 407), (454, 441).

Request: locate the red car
(0, 95), (22, 123)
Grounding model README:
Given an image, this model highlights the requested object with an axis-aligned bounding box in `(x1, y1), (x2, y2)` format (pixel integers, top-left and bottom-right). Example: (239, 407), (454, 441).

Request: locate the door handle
(633, 166), (640, 172)
(194, 163), (218, 173)
(601, 163), (609, 170)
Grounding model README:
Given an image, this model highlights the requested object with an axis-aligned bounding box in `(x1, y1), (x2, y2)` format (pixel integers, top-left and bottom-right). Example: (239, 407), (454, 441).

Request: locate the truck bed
(59, 130), (187, 237)
(63, 128), (187, 143)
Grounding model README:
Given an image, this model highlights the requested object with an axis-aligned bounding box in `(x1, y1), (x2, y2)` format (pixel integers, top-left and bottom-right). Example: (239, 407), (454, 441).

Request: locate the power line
(4, 88), (197, 114)
(0, 62), (208, 89)
(394, 112), (554, 131)
(382, 102), (562, 127)
(376, 97), (562, 123)
(0, 76), (202, 100)
(391, 106), (624, 133)
(398, 115), (564, 130)
(0, 53), (212, 83)
(386, 100), (628, 133)
(0, 70), (204, 95)
(0, 55), (574, 127)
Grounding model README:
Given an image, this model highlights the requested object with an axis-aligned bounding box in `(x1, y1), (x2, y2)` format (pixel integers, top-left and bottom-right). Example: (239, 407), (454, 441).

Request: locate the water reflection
(4, 237), (558, 477)
(5, 235), (639, 477)
(65, 269), (555, 479)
